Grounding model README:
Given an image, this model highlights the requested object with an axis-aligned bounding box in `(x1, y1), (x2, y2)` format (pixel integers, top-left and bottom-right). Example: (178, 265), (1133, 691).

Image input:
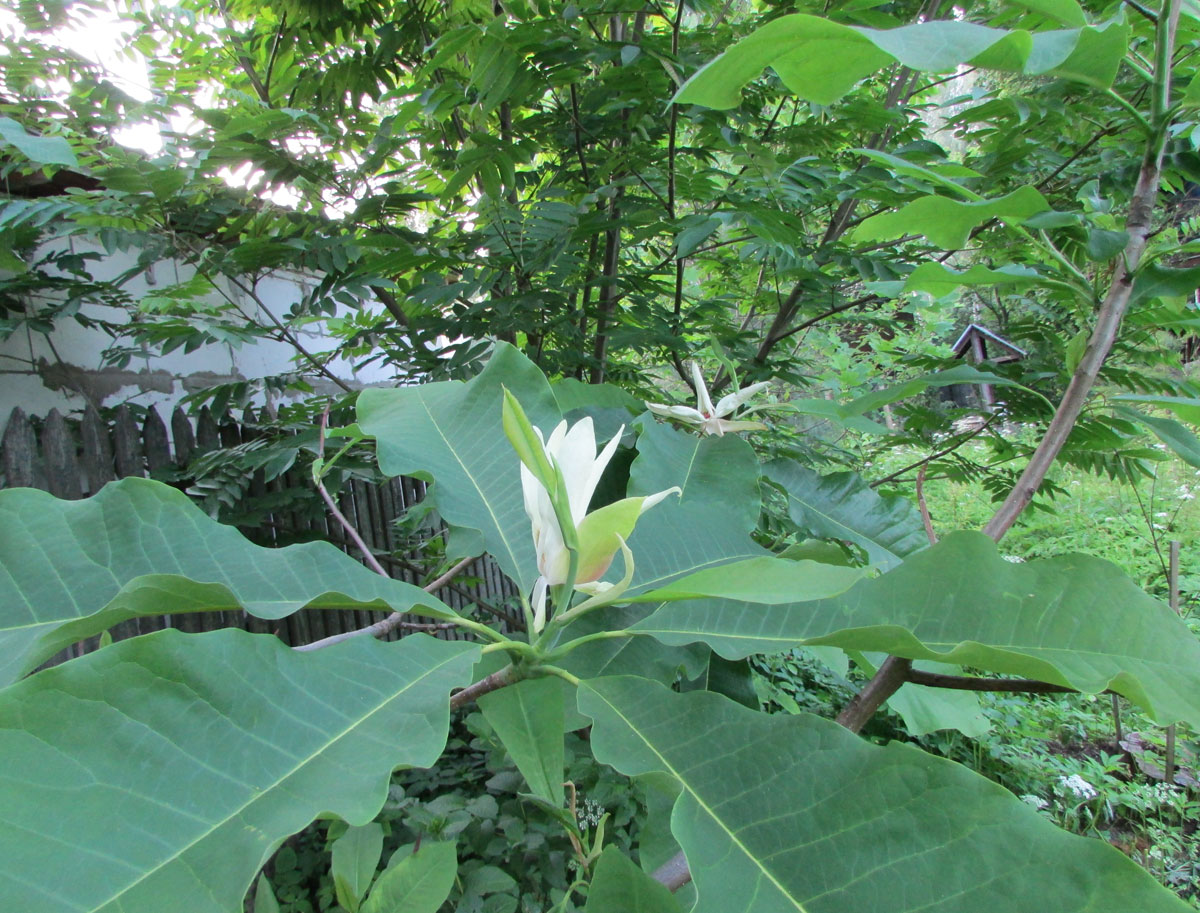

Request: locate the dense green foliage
(5, 0), (1200, 910)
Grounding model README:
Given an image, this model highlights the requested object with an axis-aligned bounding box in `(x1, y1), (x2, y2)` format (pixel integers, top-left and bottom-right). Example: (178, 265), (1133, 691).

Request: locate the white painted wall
(0, 242), (405, 430)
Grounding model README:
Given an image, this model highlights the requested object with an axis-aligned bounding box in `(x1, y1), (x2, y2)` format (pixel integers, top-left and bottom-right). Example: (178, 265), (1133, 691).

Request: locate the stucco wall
(1, 243), (402, 432)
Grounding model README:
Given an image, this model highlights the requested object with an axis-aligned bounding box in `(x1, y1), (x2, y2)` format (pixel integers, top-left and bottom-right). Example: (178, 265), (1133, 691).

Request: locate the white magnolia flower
(646, 362), (769, 436)
(518, 416), (678, 628)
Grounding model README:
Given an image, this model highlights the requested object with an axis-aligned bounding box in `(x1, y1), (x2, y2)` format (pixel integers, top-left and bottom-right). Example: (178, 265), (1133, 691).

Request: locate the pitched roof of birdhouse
(951, 324), (1027, 362)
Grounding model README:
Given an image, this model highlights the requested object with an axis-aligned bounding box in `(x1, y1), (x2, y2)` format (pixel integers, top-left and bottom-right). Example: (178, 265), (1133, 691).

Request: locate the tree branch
(835, 655), (913, 731)
(297, 412), (483, 651)
(904, 669), (1080, 693)
(870, 414), (997, 487)
(983, 0), (1181, 542)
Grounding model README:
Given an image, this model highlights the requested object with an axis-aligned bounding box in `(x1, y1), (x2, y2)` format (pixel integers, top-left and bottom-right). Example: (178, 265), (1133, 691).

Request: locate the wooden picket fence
(0, 403), (519, 657)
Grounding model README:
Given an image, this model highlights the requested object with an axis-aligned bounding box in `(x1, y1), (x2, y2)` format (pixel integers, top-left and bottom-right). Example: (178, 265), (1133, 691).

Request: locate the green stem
(543, 629), (635, 664)
(1106, 87), (1152, 133)
(453, 617), (518, 645)
(538, 664), (582, 687)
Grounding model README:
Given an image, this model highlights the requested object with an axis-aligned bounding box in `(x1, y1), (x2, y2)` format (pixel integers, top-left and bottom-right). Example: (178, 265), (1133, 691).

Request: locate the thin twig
(916, 465), (937, 546)
(298, 412), (481, 651)
(870, 415), (997, 487)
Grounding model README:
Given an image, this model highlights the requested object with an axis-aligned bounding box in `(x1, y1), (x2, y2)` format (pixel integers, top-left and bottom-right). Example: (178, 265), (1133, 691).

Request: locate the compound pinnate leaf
(358, 342), (560, 591)
(0, 478), (458, 685)
(580, 677), (1190, 913)
(0, 629), (478, 913)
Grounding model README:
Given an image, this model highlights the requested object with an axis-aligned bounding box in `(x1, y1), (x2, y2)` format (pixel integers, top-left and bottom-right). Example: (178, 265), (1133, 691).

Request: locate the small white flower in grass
(1002, 555), (1025, 564)
(646, 361), (769, 437)
(1058, 774), (1098, 800)
(1020, 794), (1049, 810)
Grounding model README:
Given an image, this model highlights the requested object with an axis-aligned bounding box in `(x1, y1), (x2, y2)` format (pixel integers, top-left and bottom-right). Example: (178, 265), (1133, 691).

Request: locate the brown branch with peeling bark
(983, 1), (1180, 542)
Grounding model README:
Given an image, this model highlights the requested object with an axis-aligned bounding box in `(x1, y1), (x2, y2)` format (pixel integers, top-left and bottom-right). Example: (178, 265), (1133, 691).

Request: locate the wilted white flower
(646, 362), (769, 437)
(1058, 774), (1098, 800)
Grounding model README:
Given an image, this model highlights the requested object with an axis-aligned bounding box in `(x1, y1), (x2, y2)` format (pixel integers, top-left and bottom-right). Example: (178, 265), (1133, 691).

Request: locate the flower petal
(531, 576), (548, 632)
(714, 381), (771, 418)
(713, 419), (768, 434)
(555, 416), (598, 524)
(639, 485), (682, 514)
(571, 536), (635, 612)
(581, 424), (624, 523)
(646, 403), (706, 423)
(574, 488), (680, 582)
(691, 361), (716, 417)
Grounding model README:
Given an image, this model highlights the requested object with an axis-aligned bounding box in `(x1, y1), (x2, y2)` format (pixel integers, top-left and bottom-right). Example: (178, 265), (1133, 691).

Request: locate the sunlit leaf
(0, 479), (458, 686)
(359, 342), (560, 591)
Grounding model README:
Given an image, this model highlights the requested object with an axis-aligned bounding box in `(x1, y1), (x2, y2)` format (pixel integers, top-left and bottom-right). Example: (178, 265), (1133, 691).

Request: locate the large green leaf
(359, 343), (559, 591)
(552, 377), (643, 441)
(853, 186), (1050, 250)
(0, 630), (478, 913)
(1113, 394), (1200, 425)
(0, 478), (458, 686)
(479, 677), (565, 806)
(675, 15), (1129, 109)
(624, 420), (766, 595)
(1118, 408), (1200, 469)
(331, 824), (385, 913)
(579, 678), (1189, 913)
(360, 843), (458, 913)
(903, 262), (1043, 296)
(0, 116), (78, 166)
(629, 556), (865, 604)
(584, 846), (682, 913)
(629, 418), (760, 531)
(762, 460), (927, 571)
(633, 531), (1200, 727)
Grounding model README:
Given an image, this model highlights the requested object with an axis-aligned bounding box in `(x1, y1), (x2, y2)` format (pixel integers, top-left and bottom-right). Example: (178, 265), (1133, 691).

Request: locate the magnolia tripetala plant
(4, 4), (1200, 908)
(1, 343), (1199, 913)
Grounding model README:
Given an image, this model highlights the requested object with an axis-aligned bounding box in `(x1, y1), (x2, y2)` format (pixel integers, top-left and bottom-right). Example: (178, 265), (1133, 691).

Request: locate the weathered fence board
(0, 404), (518, 661)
